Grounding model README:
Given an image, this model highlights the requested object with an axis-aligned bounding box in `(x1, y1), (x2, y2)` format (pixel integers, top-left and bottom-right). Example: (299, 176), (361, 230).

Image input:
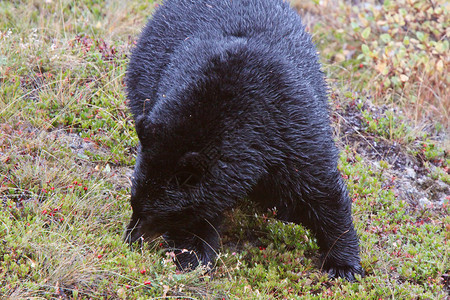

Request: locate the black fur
(124, 0), (364, 281)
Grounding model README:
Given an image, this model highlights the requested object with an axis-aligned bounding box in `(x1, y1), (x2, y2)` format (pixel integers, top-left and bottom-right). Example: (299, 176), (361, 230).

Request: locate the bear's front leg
(164, 218), (221, 271)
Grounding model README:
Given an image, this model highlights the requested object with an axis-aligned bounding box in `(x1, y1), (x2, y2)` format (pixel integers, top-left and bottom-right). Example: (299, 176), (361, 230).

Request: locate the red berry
(140, 269), (146, 274)
(144, 281), (151, 285)
(98, 254), (103, 259)
(83, 187), (88, 191)
(125, 285), (131, 289)
(359, 63), (363, 68)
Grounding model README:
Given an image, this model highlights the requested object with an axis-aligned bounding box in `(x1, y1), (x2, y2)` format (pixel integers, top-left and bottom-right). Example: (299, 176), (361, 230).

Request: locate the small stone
(405, 167), (416, 179)
(418, 197), (432, 209)
(435, 180), (449, 192)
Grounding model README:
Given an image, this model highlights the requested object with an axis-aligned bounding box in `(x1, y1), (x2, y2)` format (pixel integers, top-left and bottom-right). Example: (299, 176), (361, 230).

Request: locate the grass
(1, 0), (449, 298)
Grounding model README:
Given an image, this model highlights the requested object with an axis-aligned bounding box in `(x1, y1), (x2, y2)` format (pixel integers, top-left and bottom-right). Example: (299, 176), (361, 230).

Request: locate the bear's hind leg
(287, 172), (364, 281)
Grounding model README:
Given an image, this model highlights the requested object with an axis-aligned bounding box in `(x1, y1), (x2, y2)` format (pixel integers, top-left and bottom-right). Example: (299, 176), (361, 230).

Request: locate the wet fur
(124, 0), (364, 281)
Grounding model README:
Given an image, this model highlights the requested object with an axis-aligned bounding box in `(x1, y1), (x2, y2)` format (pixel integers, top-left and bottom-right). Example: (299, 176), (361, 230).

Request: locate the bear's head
(124, 114), (216, 244)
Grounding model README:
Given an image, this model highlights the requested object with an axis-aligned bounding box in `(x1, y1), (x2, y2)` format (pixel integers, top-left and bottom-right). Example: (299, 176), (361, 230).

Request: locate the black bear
(124, 0), (364, 281)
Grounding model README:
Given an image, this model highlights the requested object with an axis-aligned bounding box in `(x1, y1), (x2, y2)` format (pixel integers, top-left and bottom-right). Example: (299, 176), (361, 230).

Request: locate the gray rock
(418, 197), (432, 209)
(405, 167), (416, 179)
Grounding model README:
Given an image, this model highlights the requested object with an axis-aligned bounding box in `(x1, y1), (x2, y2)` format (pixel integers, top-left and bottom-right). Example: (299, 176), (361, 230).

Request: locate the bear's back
(126, 0), (324, 119)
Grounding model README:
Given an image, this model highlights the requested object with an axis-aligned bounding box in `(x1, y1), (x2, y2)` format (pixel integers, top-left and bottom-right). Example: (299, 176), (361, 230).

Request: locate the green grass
(1, 0), (449, 298)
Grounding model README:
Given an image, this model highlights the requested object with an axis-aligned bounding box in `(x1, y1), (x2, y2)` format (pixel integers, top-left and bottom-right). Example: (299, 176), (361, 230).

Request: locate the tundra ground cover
(1, 0), (448, 298)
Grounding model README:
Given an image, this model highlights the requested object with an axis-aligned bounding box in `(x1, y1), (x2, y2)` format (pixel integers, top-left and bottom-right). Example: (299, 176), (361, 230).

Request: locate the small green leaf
(403, 36), (410, 46)
(361, 27), (371, 39)
(361, 44), (371, 56)
(77, 153), (90, 160)
(391, 76), (400, 86)
(435, 41), (448, 53)
(379, 160), (389, 169)
(344, 91), (353, 98)
(380, 33), (391, 43)
(416, 31), (425, 42)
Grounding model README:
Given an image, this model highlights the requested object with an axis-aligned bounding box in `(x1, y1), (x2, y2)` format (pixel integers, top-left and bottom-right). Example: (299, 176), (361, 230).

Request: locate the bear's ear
(135, 115), (150, 143)
(135, 115), (163, 146)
